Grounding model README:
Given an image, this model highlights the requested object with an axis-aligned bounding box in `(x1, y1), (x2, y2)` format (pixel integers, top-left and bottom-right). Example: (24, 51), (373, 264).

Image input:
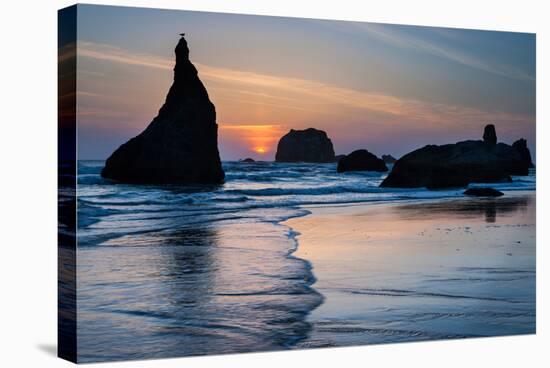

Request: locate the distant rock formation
(483, 124), (497, 145)
(381, 125), (531, 189)
(101, 35), (224, 184)
(512, 139), (534, 168)
(337, 149), (388, 173)
(240, 158), (255, 163)
(275, 128), (335, 163)
(464, 188), (504, 197)
(382, 154), (397, 164)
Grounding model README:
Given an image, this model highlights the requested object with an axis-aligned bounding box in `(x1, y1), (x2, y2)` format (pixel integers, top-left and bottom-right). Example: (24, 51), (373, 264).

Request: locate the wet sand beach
(286, 192), (536, 348)
(75, 160), (536, 361)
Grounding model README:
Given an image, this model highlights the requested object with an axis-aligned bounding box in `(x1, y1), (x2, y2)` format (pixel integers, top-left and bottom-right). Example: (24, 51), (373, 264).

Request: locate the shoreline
(76, 158), (536, 359)
(284, 191), (536, 347)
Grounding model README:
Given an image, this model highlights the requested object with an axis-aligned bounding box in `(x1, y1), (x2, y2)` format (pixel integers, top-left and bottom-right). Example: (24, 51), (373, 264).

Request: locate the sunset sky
(74, 5), (536, 161)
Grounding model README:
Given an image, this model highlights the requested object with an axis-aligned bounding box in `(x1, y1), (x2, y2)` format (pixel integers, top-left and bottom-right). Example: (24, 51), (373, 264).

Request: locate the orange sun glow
(219, 124), (285, 157)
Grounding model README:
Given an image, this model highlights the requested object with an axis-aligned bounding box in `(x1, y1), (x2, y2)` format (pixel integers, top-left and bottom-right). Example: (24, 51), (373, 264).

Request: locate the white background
(0, 0), (547, 367)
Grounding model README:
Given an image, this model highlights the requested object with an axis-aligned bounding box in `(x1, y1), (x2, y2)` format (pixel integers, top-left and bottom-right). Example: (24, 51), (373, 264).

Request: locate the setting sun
(218, 124), (286, 159)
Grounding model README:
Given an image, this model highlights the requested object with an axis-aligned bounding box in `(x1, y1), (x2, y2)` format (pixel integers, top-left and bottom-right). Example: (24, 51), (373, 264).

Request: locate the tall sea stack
(101, 35), (224, 184)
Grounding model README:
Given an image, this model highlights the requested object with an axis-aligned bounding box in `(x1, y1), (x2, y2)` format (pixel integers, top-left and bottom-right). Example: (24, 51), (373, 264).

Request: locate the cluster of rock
(100, 37), (532, 195)
(274, 128), (393, 174)
(272, 124), (531, 196)
(101, 35), (224, 184)
(275, 128), (335, 163)
(381, 124), (533, 189)
(337, 149), (388, 173)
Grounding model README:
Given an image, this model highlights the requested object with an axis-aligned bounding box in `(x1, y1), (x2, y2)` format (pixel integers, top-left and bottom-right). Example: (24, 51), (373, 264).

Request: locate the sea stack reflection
(101, 35), (224, 184)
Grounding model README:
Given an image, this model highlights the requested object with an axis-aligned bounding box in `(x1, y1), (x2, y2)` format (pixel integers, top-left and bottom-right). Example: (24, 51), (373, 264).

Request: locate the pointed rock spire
(101, 35), (224, 184)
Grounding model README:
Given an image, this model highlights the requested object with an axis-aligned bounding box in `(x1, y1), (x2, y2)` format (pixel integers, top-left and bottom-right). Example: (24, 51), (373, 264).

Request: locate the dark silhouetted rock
(240, 158), (255, 163)
(101, 36), (224, 184)
(382, 154), (397, 164)
(483, 124), (497, 145)
(381, 126), (531, 189)
(464, 188), (504, 197)
(333, 154), (346, 162)
(512, 139), (534, 168)
(337, 150), (388, 173)
(275, 128), (335, 163)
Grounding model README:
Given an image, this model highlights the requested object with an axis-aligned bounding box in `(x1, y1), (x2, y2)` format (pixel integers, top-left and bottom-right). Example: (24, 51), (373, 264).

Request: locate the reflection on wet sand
(77, 212), (322, 362)
(288, 193), (536, 348)
(74, 158), (536, 361)
(78, 225), (221, 361)
(393, 195), (533, 223)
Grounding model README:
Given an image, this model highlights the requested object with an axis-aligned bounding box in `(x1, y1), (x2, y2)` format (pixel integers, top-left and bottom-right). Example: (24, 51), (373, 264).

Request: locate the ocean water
(76, 160), (535, 362)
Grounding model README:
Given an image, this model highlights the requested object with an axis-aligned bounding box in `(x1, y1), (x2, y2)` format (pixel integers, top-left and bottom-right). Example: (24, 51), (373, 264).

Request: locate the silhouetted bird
(179, 33), (185, 37)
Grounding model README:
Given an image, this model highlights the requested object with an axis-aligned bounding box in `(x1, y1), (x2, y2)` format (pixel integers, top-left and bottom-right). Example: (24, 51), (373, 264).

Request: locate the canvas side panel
(58, 4), (77, 363)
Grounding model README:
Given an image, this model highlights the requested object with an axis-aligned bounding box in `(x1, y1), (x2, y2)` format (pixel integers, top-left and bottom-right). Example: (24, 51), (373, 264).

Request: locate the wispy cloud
(78, 41), (172, 70)
(219, 124), (284, 130)
(353, 23), (535, 82)
(77, 107), (134, 118)
(77, 41), (531, 127)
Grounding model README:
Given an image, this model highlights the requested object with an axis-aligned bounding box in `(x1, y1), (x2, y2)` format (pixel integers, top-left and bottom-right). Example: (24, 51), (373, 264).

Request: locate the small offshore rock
(337, 149), (388, 173)
(464, 187), (504, 197)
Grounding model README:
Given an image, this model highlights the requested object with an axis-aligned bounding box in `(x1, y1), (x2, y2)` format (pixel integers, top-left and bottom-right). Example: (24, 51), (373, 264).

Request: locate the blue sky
(73, 4), (536, 160)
